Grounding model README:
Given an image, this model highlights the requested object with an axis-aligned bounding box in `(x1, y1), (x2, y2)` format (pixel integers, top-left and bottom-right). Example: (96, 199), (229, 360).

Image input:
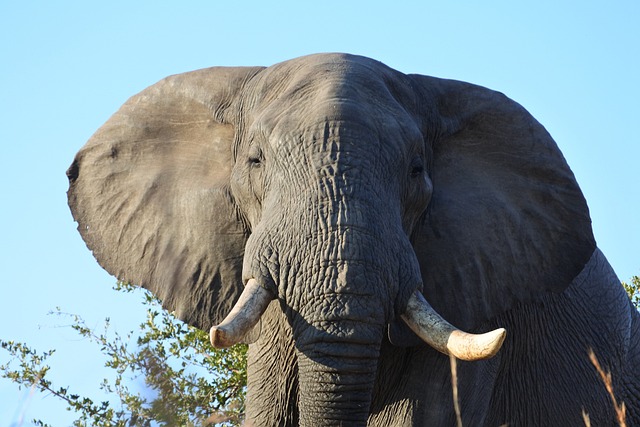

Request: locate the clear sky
(1, 1), (638, 425)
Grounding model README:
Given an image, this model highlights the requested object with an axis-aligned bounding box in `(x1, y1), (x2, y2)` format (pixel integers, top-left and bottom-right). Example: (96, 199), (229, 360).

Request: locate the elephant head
(68, 54), (595, 425)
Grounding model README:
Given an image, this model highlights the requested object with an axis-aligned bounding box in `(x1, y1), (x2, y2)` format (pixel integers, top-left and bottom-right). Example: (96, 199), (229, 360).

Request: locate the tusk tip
(483, 327), (507, 354)
(208, 279), (275, 349)
(210, 325), (233, 349)
(448, 327), (507, 361)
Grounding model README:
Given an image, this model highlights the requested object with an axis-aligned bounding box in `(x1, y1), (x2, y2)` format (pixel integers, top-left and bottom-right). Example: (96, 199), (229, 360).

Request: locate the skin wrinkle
(297, 352), (378, 424)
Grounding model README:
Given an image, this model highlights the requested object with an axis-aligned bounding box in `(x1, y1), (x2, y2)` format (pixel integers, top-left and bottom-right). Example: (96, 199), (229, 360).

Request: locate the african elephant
(67, 53), (640, 426)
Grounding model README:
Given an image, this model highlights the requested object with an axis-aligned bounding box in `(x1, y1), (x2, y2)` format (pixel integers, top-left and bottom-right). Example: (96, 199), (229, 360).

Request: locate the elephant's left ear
(68, 66), (264, 331)
(407, 74), (596, 330)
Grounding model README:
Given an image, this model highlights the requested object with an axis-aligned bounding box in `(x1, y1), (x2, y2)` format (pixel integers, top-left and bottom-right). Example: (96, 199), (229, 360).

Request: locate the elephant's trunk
(296, 337), (381, 427)
(278, 222), (399, 426)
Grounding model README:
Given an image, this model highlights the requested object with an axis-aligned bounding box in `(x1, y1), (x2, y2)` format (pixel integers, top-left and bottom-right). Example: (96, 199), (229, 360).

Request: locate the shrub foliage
(1, 283), (247, 427)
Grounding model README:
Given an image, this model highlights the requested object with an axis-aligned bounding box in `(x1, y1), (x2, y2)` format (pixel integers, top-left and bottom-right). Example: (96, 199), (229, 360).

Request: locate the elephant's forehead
(245, 55), (419, 145)
(266, 53), (392, 88)
(247, 54), (404, 118)
(252, 99), (420, 174)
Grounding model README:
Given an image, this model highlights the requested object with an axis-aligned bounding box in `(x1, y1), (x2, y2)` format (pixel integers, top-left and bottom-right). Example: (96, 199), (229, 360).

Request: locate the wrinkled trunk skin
(283, 229), (397, 427)
(288, 246), (390, 427)
(296, 345), (380, 426)
(244, 198), (418, 426)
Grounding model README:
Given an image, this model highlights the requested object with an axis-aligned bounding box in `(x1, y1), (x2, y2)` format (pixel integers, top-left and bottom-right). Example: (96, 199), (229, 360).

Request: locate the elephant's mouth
(209, 278), (506, 361)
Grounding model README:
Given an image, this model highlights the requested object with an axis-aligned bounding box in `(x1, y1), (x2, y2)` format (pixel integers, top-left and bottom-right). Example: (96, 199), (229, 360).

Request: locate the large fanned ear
(67, 66), (264, 331)
(408, 75), (596, 331)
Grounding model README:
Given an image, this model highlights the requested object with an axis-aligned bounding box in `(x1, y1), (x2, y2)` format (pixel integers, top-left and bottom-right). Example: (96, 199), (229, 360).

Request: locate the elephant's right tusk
(210, 279), (275, 348)
(400, 290), (506, 361)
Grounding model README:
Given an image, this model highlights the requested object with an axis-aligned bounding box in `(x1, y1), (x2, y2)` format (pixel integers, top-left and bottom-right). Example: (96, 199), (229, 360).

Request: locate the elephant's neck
(484, 247), (633, 425)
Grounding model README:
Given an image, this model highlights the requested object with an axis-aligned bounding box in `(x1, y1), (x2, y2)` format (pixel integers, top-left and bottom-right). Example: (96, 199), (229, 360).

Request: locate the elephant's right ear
(67, 66), (264, 331)
(406, 75), (596, 331)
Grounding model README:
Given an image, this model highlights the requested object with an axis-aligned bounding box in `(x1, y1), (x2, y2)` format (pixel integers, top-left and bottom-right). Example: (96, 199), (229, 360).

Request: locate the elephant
(67, 53), (640, 426)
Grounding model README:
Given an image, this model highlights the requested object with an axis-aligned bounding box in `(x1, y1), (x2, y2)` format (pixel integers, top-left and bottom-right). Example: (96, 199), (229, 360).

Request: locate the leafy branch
(1, 283), (247, 427)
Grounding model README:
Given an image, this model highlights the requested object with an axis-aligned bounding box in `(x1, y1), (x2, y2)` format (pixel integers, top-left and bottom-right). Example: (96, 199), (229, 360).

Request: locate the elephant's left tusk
(401, 290), (506, 361)
(209, 279), (275, 348)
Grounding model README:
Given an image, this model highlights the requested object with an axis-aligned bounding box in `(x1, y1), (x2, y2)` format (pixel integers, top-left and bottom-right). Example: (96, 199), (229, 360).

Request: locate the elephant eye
(249, 156), (262, 166)
(247, 146), (263, 168)
(410, 158), (424, 177)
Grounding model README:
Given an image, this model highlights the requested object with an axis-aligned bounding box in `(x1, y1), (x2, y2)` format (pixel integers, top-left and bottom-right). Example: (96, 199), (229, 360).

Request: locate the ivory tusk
(400, 290), (506, 361)
(209, 279), (275, 348)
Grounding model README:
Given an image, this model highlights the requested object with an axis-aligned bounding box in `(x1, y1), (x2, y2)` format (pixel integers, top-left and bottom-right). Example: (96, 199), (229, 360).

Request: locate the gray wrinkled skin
(68, 53), (640, 426)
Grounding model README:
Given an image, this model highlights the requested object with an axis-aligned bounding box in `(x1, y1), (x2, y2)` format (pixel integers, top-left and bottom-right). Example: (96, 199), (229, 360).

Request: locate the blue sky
(1, 1), (638, 425)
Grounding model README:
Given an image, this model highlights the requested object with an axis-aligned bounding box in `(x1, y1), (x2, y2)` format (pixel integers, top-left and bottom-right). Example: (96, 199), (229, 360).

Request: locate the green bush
(1, 283), (247, 427)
